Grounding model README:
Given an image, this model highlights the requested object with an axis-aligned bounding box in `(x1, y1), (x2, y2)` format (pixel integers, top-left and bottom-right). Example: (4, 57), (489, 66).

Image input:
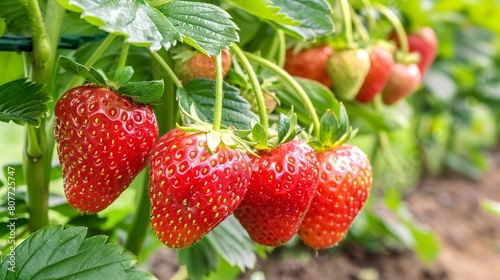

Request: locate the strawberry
(381, 62), (421, 105)
(175, 49), (231, 85)
(54, 85), (158, 213)
(284, 45), (334, 87)
(390, 26), (437, 76)
(356, 45), (394, 103)
(234, 139), (319, 246)
(299, 144), (372, 249)
(327, 48), (371, 100)
(149, 128), (252, 248)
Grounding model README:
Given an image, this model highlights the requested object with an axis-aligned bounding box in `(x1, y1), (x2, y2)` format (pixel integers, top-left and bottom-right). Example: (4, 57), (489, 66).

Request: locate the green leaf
(226, 0), (300, 26)
(0, 225), (154, 279)
(159, 1), (239, 56)
(178, 238), (219, 280)
(276, 78), (339, 128)
(0, 18), (6, 37)
(318, 110), (338, 147)
(59, 56), (107, 85)
(177, 78), (257, 130)
(277, 113), (291, 144)
(271, 0), (333, 40)
(481, 199), (500, 216)
(252, 123), (268, 150)
(57, 0), (181, 51)
(205, 216), (257, 271)
(119, 80), (164, 104)
(0, 78), (50, 126)
(113, 66), (134, 88)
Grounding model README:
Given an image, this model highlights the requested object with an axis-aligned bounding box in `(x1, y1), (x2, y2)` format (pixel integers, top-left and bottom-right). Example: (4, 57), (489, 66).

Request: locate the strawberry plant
(2, 0), (500, 279)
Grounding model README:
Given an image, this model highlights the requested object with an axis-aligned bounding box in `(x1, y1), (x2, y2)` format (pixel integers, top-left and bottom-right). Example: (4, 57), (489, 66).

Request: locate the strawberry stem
(276, 30), (286, 68)
(151, 50), (184, 89)
(339, 0), (354, 46)
(124, 169), (151, 256)
(212, 55), (224, 131)
(350, 6), (370, 43)
(230, 45), (270, 135)
(360, 0), (376, 31)
(117, 42), (130, 69)
(371, 3), (409, 54)
(67, 33), (117, 89)
(244, 51), (321, 138)
(22, 0), (65, 232)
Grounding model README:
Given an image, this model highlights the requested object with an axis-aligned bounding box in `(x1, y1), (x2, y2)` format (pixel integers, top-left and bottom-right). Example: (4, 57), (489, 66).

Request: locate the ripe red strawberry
(54, 85), (158, 213)
(149, 128), (252, 248)
(175, 49), (231, 85)
(234, 139), (319, 246)
(381, 62), (421, 105)
(327, 48), (371, 100)
(356, 45), (394, 103)
(299, 144), (372, 249)
(390, 27), (437, 76)
(284, 45), (334, 88)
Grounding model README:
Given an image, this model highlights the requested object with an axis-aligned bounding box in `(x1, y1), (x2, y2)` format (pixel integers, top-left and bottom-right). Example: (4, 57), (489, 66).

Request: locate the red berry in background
(234, 139), (319, 246)
(284, 45), (334, 88)
(299, 144), (372, 249)
(149, 128), (252, 248)
(381, 62), (422, 105)
(54, 86), (158, 213)
(356, 45), (394, 103)
(175, 49), (232, 85)
(390, 26), (438, 76)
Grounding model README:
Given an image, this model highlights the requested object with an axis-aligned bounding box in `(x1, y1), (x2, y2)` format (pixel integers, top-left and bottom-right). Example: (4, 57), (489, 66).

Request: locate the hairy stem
(350, 6), (370, 43)
(371, 3), (409, 54)
(230, 45), (269, 135)
(22, 0), (64, 232)
(117, 42), (130, 69)
(276, 30), (286, 68)
(212, 55), (224, 131)
(339, 0), (354, 46)
(151, 51), (183, 89)
(244, 51), (321, 137)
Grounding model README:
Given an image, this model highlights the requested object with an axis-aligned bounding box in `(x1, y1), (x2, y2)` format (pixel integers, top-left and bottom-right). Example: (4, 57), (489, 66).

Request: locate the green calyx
(310, 103), (357, 153)
(250, 109), (298, 152)
(394, 51), (420, 65)
(177, 102), (256, 156)
(59, 56), (164, 104)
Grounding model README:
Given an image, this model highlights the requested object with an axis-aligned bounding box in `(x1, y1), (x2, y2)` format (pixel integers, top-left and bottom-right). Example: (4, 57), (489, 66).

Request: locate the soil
(150, 151), (500, 280)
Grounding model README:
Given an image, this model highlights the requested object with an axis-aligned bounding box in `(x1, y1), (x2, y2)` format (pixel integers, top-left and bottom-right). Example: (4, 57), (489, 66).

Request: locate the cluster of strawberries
(54, 48), (373, 250)
(284, 27), (438, 105)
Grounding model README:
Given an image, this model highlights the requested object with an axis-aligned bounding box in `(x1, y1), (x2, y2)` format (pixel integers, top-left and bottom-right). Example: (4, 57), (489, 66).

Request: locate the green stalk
(371, 3), (409, 54)
(22, 0), (64, 232)
(212, 55), (224, 131)
(339, 0), (354, 46)
(361, 0), (376, 31)
(117, 42), (130, 69)
(151, 51), (183, 89)
(244, 51), (321, 137)
(275, 30), (286, 68)
(124, 169), (151, 256)
(68, 34), (118, 89)
(350, 6), (370, 43)
(230, 45), (269, 135)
